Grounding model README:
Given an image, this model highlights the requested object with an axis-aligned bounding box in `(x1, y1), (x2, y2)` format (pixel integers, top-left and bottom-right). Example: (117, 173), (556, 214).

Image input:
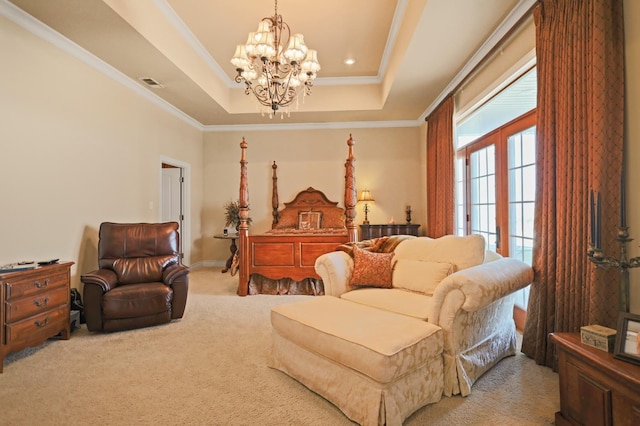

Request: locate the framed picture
(298, 211), (322, 230)
(614, 312), (640, 365)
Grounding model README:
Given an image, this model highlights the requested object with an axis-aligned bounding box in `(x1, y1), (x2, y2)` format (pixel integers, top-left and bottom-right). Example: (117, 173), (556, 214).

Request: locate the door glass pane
(509, 168), (521, 202)
(488, 174), (496, 204)
(487, 145), (495, 174)
(455, 157), (466, 236)
(523, 202), (535, 238)
(469, 146), (496, 252)
(479, 176), (488, 203)
(522, 165), (536, 201)
(522, 132), (536, 165)
(508, 126), (536, 265)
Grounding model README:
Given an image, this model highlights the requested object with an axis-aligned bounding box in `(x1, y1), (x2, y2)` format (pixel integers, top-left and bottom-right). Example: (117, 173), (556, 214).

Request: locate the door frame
(159, 156), (190, 266)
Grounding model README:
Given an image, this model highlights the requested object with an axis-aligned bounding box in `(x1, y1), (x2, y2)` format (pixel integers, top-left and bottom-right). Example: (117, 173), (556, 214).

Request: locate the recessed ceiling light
(344, 58), (356, 66)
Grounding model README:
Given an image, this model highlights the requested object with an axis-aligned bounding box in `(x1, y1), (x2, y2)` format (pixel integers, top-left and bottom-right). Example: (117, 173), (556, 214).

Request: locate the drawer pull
(34, 279), (50, 289)
(34, 317), (50, 327)
(34, 297), (50, 307)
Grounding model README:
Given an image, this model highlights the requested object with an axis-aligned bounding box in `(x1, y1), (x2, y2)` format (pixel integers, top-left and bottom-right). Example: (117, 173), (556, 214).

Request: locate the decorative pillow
(349, 245), (395, 288)
(394, 234), (486, 271)
(336, 237), (389, 256)
(392, 259), (455, 295)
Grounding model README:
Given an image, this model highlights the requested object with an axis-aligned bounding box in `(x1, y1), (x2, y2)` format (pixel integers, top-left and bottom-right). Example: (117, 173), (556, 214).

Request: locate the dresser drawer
(4, 270), (68, 300)
(5, 286), (68, 323)
(4, 305), (68, 344)
(1, 262), (73, 373)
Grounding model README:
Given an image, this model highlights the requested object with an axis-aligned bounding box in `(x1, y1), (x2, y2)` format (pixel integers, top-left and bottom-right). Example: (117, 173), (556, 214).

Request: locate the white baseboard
(187, 260), (225, 270)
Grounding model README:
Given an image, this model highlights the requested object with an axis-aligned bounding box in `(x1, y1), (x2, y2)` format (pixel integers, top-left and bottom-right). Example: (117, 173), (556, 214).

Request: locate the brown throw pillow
(349, 245), (395, 288)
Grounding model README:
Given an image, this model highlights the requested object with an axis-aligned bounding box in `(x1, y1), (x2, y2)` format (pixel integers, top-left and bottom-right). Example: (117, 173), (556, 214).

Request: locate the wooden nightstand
(359, 224), (420, 240)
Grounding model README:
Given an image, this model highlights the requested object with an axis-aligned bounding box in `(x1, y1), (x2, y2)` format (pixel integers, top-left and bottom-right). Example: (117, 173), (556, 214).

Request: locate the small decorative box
(580, 324), (616, 352)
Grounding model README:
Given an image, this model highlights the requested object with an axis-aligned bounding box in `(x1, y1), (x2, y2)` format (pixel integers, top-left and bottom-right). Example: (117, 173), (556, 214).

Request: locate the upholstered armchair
(81, 222), (189, 332)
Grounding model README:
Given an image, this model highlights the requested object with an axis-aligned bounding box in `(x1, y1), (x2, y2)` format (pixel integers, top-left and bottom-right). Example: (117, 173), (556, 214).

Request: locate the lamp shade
(231, 44), (250, 69)
(301, 49), (321, 73)
(358, 190), (375, 203)
(284, 33), (307, 62)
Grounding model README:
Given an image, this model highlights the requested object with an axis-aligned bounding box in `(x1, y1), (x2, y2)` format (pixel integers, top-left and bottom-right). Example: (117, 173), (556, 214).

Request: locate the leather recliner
(81, 222), (189, 332)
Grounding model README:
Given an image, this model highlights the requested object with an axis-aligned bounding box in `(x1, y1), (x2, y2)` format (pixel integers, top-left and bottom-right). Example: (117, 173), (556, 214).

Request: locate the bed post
(238, 137), (250, 296)
(344, 134), (358, 242)
(271, 161), (279, 228)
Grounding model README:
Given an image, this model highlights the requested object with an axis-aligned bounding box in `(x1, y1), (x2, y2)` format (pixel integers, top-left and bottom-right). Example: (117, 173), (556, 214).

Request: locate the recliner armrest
(163, 263), (189, 285)
(80, 269), (118, 292)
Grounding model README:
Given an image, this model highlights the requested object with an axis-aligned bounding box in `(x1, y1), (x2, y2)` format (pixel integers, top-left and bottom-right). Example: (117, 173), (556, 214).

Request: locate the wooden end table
(214, 233), (238, 273)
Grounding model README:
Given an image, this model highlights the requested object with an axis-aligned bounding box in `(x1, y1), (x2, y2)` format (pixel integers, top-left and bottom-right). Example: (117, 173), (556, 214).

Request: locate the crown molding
(2, 0), (411, 133)
(313, 76), (381, 86)
(419, 0), (538, 122)
(203, 119), (420, 132)
(152, 0), (236, 88)
(377, 0), (408, 81)
(154, 0), (408, 89)
(1, 0), (204, 130)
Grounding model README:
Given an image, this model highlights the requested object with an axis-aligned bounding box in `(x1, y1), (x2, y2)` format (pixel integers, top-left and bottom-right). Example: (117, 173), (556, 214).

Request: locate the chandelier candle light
(230, 0), (321, 118)
(587, 176), (639, 313)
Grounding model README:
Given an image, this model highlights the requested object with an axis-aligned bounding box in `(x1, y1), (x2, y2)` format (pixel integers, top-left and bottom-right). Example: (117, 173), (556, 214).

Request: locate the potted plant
(224, 200), (251, 232)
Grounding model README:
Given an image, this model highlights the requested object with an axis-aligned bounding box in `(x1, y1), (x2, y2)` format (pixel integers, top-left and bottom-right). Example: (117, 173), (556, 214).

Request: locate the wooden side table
(550, 332), (640, 425)
(214, 233), (238, 273)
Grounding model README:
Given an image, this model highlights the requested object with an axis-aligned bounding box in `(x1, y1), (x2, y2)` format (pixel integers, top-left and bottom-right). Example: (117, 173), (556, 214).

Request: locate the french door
(457, 110), (536, 260)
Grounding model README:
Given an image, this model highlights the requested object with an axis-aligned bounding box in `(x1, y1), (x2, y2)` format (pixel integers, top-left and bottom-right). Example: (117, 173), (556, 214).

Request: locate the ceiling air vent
(139, 77), (164, 88)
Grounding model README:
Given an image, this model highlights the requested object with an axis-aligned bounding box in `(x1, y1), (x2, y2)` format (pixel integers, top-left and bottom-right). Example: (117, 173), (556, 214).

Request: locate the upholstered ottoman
(269, 296), (444, 426)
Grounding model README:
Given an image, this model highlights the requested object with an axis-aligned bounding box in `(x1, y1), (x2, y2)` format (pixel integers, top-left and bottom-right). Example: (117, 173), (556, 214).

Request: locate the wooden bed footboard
(249, 234), (349, 282)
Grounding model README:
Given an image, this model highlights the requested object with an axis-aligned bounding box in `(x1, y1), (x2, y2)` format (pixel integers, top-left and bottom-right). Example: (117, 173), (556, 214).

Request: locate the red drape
(522, 0), (625, 367)
(426, 96), (455, 238)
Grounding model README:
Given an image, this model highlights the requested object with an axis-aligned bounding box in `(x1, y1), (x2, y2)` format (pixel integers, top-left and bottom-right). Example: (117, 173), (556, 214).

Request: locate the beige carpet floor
(0, 267), (559, 425)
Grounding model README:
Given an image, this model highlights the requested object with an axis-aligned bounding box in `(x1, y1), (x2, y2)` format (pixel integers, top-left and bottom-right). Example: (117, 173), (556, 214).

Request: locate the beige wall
(0, 16), (204, 287)
(202, 127), (425, 262)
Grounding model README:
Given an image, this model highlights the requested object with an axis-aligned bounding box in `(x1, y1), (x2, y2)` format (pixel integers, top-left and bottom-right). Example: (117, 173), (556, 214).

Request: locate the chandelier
(230, 0), (320, 117)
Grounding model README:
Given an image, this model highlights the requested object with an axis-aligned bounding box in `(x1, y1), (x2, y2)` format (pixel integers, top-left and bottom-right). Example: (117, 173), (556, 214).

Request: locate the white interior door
(161, 166), (183, 257)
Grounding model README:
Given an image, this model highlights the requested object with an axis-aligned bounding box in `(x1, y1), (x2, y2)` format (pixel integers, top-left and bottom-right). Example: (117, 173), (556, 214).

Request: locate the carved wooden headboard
(270, 184), (346, 231)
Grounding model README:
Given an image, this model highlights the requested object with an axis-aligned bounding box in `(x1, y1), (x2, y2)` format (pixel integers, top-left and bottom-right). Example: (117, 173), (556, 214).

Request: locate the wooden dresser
(360, 223), (420, 240)
(0, 261), (73, 373)
(550, 332), (640, 425)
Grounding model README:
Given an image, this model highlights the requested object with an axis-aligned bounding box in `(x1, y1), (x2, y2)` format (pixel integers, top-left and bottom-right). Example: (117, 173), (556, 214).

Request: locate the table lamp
(358, 189), (375, 224)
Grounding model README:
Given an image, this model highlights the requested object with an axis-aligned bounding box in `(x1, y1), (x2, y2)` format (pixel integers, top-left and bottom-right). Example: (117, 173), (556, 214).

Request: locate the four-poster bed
(236, 135), (358, 296)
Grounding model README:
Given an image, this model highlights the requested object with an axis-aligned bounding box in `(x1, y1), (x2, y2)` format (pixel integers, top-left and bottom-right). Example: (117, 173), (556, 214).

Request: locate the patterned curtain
(522, 0), (625, 367)
(426, 95), (455, 238)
